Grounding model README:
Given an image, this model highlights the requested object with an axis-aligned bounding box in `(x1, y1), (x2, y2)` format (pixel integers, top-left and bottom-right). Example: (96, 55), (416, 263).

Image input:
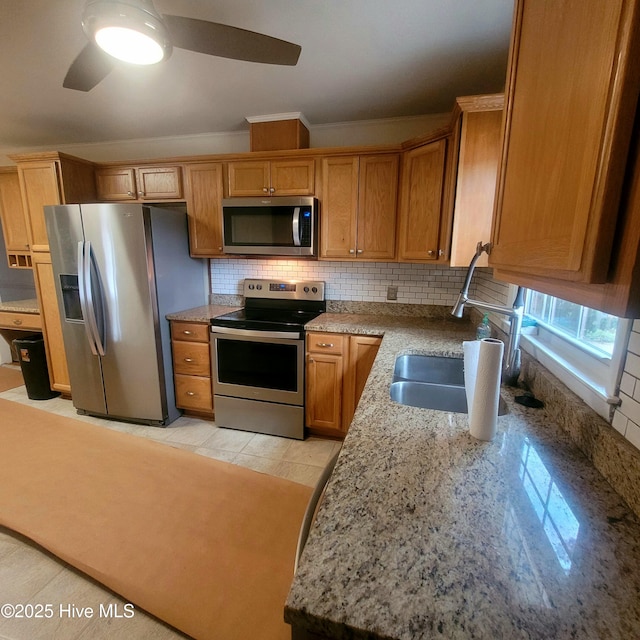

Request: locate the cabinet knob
(25, 244), (30, 249)
(184, 358), (194, 362)
(427, 250), (435, 256)
(357, 249), (363, 254)
(218, 246), (223, 251)
(182, 330), (192, 335)
(263, 187), (269, 193)
(269, 187), (275, 193)
(127, 191), (133, 196)
(439, 249), (444, 257)
(349, 249), (355, 254)
(186, 391), (196, 396)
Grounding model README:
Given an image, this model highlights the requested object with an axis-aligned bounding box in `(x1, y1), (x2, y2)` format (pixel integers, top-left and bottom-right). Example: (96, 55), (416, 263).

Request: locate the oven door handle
(292, 206), (301, 247)
(211, 326), (301, 340)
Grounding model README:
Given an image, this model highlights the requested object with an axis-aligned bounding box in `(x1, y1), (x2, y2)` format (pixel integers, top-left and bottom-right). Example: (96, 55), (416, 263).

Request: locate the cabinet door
(270, 159), (315, 195)
(320, 156), (359, 258)
(449, 104), (503, 267)
(184, 163), (224, 257)
(96, 167), (136, 200)
(31, 252), (70, 393)
(17, 161), (62, 253)
(490, 0), (640, 283)
(0, 169), (30, 263)
(227, 161), (270, 196)
(135, 166), (183, 200)
(397, 140), (447, 262)
(306, 353), (344, 432)
(357, 155), (399, 260)
(343, 335), (381, 429)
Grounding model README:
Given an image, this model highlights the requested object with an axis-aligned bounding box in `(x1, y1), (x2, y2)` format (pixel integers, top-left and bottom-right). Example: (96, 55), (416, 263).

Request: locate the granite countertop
(0, 299), (40, 314)
(286, 313), (640, 639)
(165, 304), (240, 323)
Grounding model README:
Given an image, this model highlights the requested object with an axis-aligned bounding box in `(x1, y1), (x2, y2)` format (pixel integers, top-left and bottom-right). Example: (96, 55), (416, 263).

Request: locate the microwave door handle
(292, 207), (301, 246)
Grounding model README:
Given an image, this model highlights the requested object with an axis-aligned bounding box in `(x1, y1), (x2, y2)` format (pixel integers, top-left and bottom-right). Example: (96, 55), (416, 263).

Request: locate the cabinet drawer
(0, 311), (42, 330)
(170, 321), (209, 343)
(174, 374), (213, 412)
(307, 332), (345, 355)
(172, 341), (210, 376)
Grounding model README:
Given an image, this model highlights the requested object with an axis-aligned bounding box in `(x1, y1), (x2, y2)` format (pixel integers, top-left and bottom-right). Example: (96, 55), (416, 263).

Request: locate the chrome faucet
(451, 242), (525, 386)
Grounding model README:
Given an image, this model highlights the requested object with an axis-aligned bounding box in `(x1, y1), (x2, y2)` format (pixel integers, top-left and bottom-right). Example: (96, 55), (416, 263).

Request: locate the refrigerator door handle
(83, 241), (106, 357)
(77, 241), (98, 356)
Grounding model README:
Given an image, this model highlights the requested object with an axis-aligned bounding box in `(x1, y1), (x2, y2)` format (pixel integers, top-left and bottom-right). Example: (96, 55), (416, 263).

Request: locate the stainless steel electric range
(210, 279), (326, 439)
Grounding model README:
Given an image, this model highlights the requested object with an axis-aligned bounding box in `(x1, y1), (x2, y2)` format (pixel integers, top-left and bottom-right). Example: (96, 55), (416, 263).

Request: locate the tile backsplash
(613, 320), (640, 450)
(210, 259), (473, 305)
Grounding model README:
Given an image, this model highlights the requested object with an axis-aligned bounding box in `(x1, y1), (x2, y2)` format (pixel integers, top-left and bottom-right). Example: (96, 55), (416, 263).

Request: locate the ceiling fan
(63, 0), (302, 91)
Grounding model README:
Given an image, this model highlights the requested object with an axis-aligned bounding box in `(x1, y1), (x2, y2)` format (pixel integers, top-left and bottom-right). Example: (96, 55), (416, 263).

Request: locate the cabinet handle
(349, 249), (355, 254)
(184, 358), (194, 362)
(316, 342), (334, 348)
(357, 249), (363, 254)
(439, 249), (444, 256)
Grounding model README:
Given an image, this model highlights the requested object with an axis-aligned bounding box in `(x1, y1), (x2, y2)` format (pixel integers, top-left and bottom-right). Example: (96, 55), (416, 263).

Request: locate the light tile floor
(0, 369), (341, 639)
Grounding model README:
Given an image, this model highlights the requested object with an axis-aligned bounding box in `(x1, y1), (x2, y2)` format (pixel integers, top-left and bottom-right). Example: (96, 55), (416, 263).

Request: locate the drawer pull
(184, 358), (194, 362)
(186, 391), (196, 396)
(182, 330), (193, 335)
(316, 342), (334, 348)
(13, 319), (23, 326)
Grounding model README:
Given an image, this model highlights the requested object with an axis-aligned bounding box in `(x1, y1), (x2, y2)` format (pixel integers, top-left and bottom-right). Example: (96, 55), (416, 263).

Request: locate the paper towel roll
(463, 338), (504, 441)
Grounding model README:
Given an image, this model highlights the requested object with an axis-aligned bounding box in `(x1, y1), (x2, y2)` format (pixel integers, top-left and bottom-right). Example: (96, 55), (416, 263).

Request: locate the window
(525, 291), (619, 357)
(519, 289), (632, 421)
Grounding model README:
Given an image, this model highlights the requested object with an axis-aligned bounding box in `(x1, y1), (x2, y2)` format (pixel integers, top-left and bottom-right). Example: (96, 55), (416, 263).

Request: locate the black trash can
(13, 334), (60, 400)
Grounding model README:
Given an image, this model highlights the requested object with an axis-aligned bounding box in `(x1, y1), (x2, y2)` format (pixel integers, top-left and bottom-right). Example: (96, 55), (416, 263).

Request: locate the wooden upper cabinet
(397, 139), (448, 262)
(183, 162), (225, 257)
(0, 167), (31, 267)
(448, 94), (504, 268)
(96, 165), (183, 201)
(320, 154), (399, 260)
(10, 152), (96, 253)
(490, 0), (640, 284)
(227, 159), (314, 196)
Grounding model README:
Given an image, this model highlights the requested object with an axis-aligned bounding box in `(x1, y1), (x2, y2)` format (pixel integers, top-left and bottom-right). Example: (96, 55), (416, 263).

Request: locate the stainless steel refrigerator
(44, 203), (207, 426)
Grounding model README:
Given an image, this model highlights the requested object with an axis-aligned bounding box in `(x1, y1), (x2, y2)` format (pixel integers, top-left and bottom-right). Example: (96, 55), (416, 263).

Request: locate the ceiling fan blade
(162, 15), (301, 66)
(63, 42), (116, 91)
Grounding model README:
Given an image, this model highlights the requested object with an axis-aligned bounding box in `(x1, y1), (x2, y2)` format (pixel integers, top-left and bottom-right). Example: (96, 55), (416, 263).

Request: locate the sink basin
(390, 354), (507, 415)
(393, 354), (464, 385)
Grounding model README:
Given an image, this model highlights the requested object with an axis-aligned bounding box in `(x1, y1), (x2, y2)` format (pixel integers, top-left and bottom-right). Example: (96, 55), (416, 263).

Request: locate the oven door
(211, 328), (305, 406)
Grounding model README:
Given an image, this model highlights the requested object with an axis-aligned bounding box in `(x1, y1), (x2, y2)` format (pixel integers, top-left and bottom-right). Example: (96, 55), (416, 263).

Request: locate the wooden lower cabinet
(170, 320), (213, 417)
(306, 332), (381, 438)
(31, 252), (70, 393)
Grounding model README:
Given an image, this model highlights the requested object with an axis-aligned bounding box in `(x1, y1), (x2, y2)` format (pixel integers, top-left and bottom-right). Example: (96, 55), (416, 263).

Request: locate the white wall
(0, 113), (450, 165)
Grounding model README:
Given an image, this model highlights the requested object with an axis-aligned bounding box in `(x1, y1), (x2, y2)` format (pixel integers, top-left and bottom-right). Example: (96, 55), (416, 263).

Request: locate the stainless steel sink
(390, 354), (507, 415)
(393, 354), (465, 385)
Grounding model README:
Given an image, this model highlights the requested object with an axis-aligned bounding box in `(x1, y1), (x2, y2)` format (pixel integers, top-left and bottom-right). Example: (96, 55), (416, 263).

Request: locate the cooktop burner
(210, 279), (326, 332)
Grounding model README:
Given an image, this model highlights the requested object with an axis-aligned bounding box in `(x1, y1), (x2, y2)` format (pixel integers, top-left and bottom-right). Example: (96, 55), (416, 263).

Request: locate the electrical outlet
(386, 285), (398, 301)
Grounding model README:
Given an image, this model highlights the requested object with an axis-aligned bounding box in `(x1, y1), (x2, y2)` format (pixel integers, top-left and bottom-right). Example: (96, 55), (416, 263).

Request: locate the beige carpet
(0, 398), (312, 640)
(0, 365), (24, 392)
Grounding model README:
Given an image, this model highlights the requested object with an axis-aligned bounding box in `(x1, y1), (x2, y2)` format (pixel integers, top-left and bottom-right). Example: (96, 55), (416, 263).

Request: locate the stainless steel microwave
(221, 197), (318, 257)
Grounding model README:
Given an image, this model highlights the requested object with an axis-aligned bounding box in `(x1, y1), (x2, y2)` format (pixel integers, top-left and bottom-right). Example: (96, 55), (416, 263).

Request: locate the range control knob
(248, 284), (254, 290)
(312, 287), (318, 294)
(256, 284), (262, 290)
(303, 286), (310, 293)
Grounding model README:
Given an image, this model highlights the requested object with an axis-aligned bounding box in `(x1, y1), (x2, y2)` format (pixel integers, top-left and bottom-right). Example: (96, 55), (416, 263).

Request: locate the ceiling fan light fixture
(82, 0), (172, 65)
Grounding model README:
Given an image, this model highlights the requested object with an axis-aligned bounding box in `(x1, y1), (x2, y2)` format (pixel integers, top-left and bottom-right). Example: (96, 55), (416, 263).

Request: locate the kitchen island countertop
(286, 313), (640, 639)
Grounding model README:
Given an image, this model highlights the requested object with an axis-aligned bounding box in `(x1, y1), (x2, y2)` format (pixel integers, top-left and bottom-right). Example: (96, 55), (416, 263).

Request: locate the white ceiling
(0, 0), (514, 155)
